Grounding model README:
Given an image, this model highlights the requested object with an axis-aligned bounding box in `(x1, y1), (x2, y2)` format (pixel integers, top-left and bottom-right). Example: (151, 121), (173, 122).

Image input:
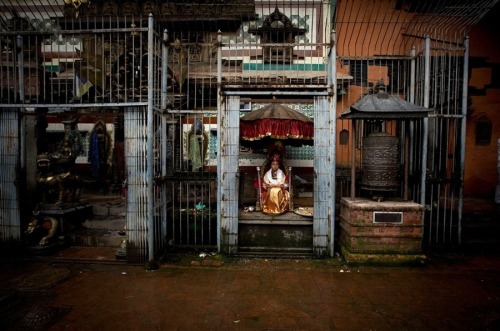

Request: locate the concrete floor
(1, 249), (500, 330)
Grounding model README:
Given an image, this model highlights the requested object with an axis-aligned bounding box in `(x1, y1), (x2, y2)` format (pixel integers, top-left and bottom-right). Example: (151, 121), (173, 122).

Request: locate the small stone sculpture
(25, 214), (59, 247)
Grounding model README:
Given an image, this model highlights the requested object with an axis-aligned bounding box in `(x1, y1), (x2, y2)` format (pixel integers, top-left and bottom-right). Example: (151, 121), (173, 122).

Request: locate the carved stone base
(25, 238), (69, 256)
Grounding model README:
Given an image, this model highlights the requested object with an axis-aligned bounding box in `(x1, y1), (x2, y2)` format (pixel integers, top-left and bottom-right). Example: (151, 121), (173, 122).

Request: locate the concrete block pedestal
(339, 197), (426, 265)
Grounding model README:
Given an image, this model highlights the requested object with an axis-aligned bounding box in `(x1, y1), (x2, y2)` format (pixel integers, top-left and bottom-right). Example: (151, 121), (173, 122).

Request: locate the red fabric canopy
(240, 104), (314, 144)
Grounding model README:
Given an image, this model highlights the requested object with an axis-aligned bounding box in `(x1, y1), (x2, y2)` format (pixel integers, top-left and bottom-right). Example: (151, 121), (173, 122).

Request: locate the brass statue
(36, 117), (84, 208)
(36, 152), (83, 207)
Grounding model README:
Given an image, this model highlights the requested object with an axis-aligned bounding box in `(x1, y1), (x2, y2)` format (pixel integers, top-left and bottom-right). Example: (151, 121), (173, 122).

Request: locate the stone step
(69, 228), (127, 247)
(462, 215), (499, 225)
(461, 209), (500, 252)
(462, 225), (500, 238)
(236, 247), (314, 258)
(91, 203), (126, 220)
(68, 216), (126, 248)
(60, 194), (127, 248)
(80, 218), (126, 231)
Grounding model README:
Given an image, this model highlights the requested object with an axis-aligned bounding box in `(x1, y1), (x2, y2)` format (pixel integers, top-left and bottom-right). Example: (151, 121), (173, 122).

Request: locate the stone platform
(339, 197), (426, 265)
(238, 210), (313, 255)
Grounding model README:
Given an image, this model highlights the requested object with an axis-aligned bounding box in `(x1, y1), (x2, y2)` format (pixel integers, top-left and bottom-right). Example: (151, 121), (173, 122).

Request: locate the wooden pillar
(313, 95), (331, 256)
(219, 95), (240, 254)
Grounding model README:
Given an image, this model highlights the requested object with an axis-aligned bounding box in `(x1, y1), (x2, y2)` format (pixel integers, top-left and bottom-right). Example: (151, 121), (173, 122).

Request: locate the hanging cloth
(88, 130), (100, 178)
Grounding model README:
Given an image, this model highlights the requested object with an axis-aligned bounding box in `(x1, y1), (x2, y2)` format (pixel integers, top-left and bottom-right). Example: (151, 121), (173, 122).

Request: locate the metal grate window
(344, 60), (368, 86)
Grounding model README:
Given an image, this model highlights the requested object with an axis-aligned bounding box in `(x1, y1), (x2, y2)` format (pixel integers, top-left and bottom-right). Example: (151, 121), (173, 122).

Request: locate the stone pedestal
(339, 198), (426, 265)
(37, 203), (92, 234)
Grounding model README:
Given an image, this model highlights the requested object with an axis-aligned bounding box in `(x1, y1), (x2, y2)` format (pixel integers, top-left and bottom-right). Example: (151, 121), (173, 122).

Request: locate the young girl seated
(261, 154), (290, 214)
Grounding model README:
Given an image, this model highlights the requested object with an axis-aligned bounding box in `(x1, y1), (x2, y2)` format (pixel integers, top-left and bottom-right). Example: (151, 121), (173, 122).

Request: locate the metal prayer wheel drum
(361, 132), (400, 191)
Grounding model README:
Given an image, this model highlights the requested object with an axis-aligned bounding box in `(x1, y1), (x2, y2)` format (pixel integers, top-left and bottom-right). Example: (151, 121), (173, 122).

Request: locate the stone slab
(340, 198), (424, 226)
(239, 223), (313, 250)
(340, 245), (427, 265)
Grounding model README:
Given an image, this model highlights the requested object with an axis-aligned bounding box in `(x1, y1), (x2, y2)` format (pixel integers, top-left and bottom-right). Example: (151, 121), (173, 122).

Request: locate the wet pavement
(1, 249), (500, 330)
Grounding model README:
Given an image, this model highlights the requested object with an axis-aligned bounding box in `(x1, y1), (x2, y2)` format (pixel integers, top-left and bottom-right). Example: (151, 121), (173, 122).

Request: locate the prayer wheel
(361, 132), (399, 191)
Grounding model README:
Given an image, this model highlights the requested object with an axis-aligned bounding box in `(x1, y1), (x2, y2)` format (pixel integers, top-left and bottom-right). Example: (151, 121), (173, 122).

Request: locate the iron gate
(413, 37), (468, 248)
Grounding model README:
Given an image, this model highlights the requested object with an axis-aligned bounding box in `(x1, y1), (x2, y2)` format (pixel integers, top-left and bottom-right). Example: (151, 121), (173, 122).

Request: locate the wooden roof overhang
(340, 90), (432, 120)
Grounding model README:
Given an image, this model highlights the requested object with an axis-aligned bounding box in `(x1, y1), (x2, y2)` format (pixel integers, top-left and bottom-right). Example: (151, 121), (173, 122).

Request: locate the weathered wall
(465, 4), (500, 198)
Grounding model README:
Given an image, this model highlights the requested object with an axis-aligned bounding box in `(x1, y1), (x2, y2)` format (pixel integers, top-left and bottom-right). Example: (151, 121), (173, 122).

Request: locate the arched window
(339, 129), (349, 145)
(475, 115), (492, 145)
